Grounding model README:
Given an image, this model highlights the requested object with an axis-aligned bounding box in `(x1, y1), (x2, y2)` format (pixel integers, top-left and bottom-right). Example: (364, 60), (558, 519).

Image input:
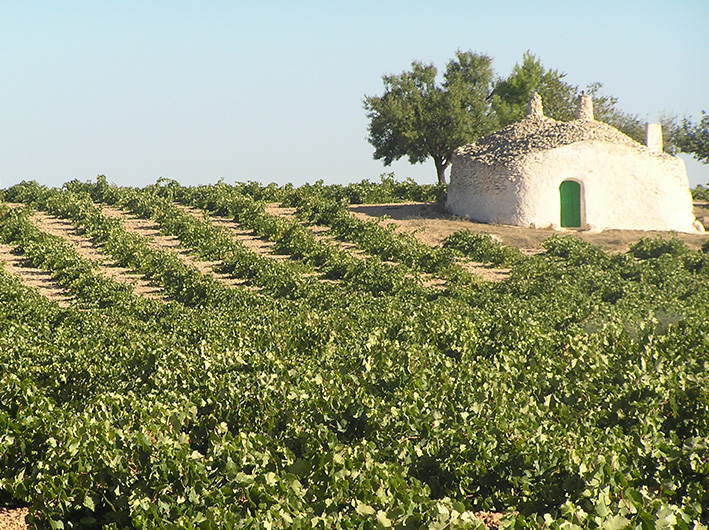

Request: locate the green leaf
(601, 514), (630, 530)
(355, 502), (376, 516)
(83, 494), (95, 511)
(376, 510), (393, 528)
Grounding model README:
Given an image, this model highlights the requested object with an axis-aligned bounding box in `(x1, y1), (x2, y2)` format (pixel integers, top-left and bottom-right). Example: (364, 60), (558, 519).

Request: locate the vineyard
(1, 176), (708, 529)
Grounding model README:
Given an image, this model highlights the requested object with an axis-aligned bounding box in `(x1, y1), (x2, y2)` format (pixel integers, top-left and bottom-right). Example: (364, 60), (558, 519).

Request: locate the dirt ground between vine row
(0, 508), (29, 530)
(348, 201), (709, 253)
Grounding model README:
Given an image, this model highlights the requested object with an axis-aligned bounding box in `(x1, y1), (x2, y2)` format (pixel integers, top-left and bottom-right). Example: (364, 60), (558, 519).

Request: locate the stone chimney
(645, 123), (663, 152)
(527, 92), (544, 119)
(575, 92), (594, 121)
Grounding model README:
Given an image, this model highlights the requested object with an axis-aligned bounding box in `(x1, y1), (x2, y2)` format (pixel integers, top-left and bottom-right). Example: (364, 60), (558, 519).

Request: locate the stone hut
(446, 93), (703, 233)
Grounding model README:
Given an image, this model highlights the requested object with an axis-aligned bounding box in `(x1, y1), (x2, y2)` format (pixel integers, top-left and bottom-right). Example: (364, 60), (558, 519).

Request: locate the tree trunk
(434, 157), (448, 185)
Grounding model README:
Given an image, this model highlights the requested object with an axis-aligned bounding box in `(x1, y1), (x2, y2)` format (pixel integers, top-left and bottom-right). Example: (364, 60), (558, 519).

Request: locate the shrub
(629, 236), (689, 259)
(443, 230), (522, 266)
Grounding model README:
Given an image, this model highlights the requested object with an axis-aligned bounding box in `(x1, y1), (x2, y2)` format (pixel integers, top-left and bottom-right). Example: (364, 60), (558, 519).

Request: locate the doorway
(559, 180), (582, 228)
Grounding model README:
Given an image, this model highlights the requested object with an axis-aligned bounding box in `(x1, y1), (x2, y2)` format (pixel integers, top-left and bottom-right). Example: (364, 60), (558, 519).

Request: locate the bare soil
(0, 508), (504, 530)
(0, 508), (29, 530)
(266, 203), (369, 259)
(0, 243), (73, 307)
(32, 210), (169, 300)
(349, 201), (709, 254)
(0, 204), (260, 307)
(100, 206), (246, 288)
(176, 204), (291, 265)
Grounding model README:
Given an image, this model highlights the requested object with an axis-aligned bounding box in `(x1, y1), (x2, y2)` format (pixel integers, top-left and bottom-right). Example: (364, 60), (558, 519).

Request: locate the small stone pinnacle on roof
(527, 92), (544, 119)
(575, 92), (594, 121)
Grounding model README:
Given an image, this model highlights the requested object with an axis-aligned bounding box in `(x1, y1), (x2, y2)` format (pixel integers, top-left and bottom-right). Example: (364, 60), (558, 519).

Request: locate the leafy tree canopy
(365, 50), (680, 183)
(364, 50), (496, 184)
(491, 51), (578, 126)
(674, 111), (709, 164)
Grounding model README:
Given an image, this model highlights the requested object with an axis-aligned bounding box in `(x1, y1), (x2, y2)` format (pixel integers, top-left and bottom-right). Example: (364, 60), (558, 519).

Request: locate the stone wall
(448, 138), (698, 232)
(447, 93), (702, 233)
(515, 141), (697, 232)
(446, 158), (521, 225)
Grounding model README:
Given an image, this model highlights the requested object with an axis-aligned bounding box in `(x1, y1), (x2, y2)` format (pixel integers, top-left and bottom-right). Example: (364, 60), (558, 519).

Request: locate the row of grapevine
(0, 204), (151, 311)
(441, 231), (524, 267)
(3, 183), (255, 310)
(1, 177), (708, 528)
(135, 180), (443, 298)
(286, 194), (464, 276)
(228, 174), (447, 206)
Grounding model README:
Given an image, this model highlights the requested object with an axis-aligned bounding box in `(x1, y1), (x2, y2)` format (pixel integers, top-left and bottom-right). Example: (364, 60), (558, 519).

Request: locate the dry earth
(6, 199), (705, 306)
(0, 243), (73, 307)
(0, 204), (255, 309)
(265, 203), (369, 259)
(100, 205), (248, 288)
(176, 204), (350, 286)
(0, 205), (75, 306)
(264, 203), (457, 285)
(32, 210), (169, 300)
(0, 204), (170, 303)
(0, 508), (502, 530)
(349, 201), (709, 253)
(0, 508), (29, 530)
(176, 204), (292, 264)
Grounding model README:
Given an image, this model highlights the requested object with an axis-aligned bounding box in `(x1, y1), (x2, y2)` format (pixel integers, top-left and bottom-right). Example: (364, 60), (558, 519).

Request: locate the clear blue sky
(2, 0), (708, 190)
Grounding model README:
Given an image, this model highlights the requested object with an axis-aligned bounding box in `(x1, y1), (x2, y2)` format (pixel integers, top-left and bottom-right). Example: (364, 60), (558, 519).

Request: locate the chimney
(527, 92), (544, 119)
(575, 92), (594, 121)
(645, 123), (663, 152)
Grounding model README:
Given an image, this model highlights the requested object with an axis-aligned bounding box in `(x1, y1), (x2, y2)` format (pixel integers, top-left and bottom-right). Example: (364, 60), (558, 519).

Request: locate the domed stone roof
(453, 94), (664, 171)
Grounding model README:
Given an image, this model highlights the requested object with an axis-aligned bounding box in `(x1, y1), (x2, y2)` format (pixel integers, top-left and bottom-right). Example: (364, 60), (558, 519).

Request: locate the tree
(491, 51), (578, 126)
(365, 50), (675, 183)
(494, 60), (679, 155)
(584, 82), (647, 145)
(674, 111), (709, 164)
(363, 50), (495, 184)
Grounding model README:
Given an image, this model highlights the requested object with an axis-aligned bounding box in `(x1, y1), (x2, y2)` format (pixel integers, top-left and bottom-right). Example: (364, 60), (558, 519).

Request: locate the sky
(1, 0), (708, 190)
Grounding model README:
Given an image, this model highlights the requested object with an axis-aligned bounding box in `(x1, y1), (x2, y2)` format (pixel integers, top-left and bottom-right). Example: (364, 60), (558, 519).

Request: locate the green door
(559, 180), (581, 228)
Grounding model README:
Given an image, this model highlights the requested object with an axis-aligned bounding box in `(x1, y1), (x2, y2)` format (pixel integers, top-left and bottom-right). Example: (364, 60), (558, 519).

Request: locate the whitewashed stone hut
(446, 93), (703, 233)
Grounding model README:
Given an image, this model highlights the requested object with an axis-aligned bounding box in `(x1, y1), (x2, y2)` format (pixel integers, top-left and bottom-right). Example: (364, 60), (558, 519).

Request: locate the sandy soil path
(100, 206), (246, 287)
(175, 204), (292, 263)
(264, 203), (369, 259)
(0, 203), (259, 306)
(31, 211), (168, 300)
(0, 204), (74, 306)
(0, 508), (29, 530)
(0, 243), (73, 307)
(262, 203), (508, 283)
(178, 204), (373, 286)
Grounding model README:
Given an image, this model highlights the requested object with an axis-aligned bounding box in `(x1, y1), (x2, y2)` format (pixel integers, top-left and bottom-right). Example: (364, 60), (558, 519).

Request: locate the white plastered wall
(517, 142), (697, 232)
(447, 141), (699, 233)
